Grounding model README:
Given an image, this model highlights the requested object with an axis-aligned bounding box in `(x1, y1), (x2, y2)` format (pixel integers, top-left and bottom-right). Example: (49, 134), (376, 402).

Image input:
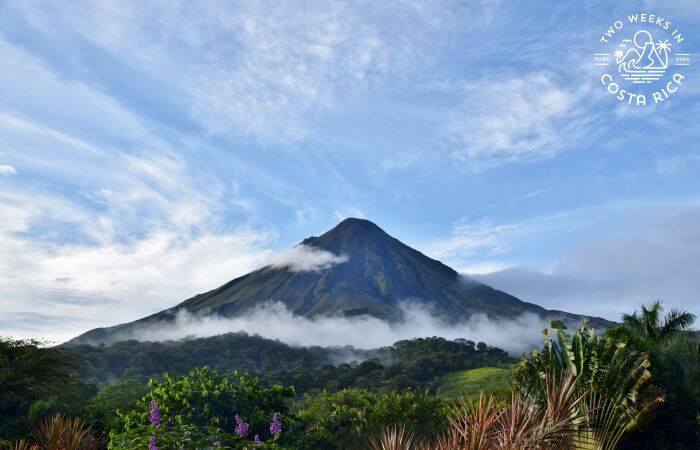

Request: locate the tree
(606, 301), (700, 449)
(614, 301), (696, 349)
(0, 338), (95, 440)
(82, 379), (150, 434)
(514, 321), (660, 449)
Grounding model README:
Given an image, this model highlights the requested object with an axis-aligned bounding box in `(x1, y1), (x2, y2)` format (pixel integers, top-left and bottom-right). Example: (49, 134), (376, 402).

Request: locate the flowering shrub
(108, 368), (292, 449)
(149, 400), (161, 429)
(269, 414), (282, 437)
(234, 415), (249, 438)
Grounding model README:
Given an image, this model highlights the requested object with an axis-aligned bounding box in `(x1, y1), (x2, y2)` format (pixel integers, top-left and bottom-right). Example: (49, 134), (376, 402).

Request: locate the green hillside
(435, 367), (513, 398)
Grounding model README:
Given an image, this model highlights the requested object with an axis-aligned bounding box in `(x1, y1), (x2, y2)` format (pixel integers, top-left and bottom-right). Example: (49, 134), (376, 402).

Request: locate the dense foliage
(69, 334), (511, 393)
(514, 321), (658, 448)
(1, 335), (508, 448)
(0, 338), (95, 440)
(110, 368), (295, 449)
(267, 337), (510, 393)
(109, 371), (450, 450)
(69, 333), (333, 385)
(298, 388), (449, 449)
(2, 302), (698, 449)
(607, 302), (700, 449)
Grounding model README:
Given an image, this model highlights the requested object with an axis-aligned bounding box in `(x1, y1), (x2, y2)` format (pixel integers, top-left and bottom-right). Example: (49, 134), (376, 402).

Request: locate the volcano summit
(68, 218), (610, 345)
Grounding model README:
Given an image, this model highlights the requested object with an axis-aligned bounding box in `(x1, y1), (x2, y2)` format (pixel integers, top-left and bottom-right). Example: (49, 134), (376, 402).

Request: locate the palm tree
(621, 301), (695, 341)
(609, 302), (700, 449)
(614, 301), (697, 358)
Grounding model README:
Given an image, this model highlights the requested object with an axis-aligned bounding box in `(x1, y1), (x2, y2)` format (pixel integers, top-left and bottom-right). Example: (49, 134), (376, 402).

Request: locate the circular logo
(594, 13), (692, 106)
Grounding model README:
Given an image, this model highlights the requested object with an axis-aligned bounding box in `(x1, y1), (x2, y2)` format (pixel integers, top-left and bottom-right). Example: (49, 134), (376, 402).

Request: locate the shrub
(6, 414), (97, 450)
(109, 367), (294, 449)
(513, 321), (662, 448)
(299, 388), (449, 449)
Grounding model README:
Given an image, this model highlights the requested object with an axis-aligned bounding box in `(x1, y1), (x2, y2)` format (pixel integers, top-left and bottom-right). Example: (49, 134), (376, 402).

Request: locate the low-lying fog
(121, 302), (549, 355)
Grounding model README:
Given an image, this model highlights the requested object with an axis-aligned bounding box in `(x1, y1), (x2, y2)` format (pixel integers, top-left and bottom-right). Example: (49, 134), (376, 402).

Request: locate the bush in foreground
(109, 368), (294, 449)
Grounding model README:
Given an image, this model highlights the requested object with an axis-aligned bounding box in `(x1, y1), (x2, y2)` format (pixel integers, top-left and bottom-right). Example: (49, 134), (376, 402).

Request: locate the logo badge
(594, 13), (692, 106)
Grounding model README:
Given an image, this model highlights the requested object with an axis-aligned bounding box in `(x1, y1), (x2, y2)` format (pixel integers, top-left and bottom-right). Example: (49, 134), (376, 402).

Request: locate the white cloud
(186, 0), (466, 139)
(0, 225), (275, 343)
(471, 204), (700, 320)
(426, 218), (527, 261)
(6, 0), (480, 141)
(454, 261), (512, 275)
(507, 189), (547, 208)
(0, 35), (279, 342)
(444, 72), (594, 170)
(0, 164), (17, 175)
(269, 245), (348, 272)
(2, 0), (697, 346)
(334, 208), (367, 221)
(0, 169), (277, 333)
(0, 148), (273, 341)
(0, 38), (166, 156)
(100, 302), (549, 355)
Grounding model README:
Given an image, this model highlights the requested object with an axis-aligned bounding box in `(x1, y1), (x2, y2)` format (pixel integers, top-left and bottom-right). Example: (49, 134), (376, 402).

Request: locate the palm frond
(661, 309), (696, 336)
(369, 426), (416, 450)
(430, 426), (463, 450)
(449, 393), (501, 450)
(621, 312), (643, 335)
(641, 301), (663, 339)
(31, 414), (95, 450)
(8, 440), (39, 450)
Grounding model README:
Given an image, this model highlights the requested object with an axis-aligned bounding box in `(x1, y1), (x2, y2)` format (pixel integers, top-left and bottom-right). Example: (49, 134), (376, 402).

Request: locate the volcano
(67, 218), (611, 345)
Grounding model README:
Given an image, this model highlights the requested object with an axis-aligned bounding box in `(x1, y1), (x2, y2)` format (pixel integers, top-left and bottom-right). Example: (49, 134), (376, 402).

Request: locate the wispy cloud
(0, 164), (17, 175)
(95, 302), (548, 355)
(507, 189), (547, 208)
(0, 32), (279, 341)
(5, 0), (479, 141)
(269, 245), (348, 272)
(0, 312), (86, 338)
(1, 0), (699, 343)
(0, 215), (276, 342)
(187, 0), (504, 139)
(443, 72), (595, 170)
(334, 208), (367, 221)
(426, 218), (528, 261)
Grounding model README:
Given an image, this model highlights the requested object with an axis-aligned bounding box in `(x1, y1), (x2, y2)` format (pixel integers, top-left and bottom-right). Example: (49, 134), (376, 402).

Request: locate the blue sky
(1, 0), (699, 342)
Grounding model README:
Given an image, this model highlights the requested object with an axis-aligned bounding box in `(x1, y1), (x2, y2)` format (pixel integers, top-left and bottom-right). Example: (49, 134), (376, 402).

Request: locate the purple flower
(269, 413), (282, 436)
(149, 400), (161, 428)
(213, 441), (222, 446)
(234, 414), (250, 438)
(148, 435), (159, 450)
(253, 434), (262, 447)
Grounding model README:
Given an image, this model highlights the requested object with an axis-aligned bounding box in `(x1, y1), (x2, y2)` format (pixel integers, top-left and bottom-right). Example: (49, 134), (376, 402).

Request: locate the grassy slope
(435, 367), (513, 398)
